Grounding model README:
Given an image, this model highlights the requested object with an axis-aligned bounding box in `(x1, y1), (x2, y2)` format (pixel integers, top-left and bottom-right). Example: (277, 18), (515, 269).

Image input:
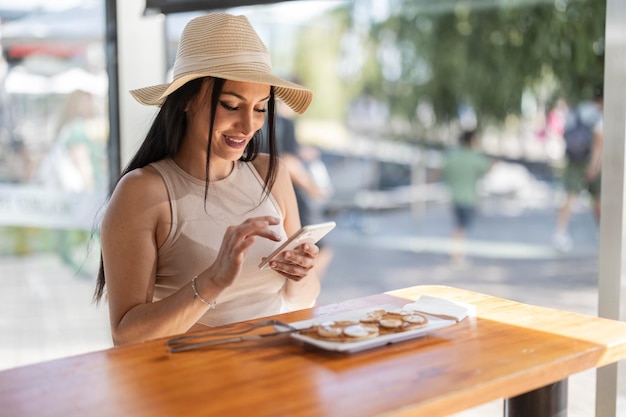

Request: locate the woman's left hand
(268, 243), (318, 281)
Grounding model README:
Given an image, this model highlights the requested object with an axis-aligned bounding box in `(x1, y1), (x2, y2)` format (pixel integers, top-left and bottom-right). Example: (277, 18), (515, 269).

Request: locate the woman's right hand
(202, 216), (282, 289)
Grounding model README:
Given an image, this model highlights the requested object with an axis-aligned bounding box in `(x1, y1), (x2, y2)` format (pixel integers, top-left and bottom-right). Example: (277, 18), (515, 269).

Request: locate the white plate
(288, 304), (457, 353)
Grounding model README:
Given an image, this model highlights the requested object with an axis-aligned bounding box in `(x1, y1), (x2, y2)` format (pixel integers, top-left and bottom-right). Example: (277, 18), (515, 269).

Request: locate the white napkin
(402, 295), (476, 322)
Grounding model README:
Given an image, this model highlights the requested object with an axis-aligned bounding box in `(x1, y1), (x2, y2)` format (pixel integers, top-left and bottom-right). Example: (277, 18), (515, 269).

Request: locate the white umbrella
(51, 67), (107, 95)
(4, 65), (107, 95)
(4, 66), (50, 94)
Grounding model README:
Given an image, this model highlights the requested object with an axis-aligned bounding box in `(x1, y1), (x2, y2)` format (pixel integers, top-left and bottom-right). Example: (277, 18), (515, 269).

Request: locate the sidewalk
(318, 196), (616, 417)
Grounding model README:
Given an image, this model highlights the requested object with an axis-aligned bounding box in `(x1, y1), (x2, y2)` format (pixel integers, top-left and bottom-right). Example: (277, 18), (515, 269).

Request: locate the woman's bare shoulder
(105, 166), (168, 221)
(251, 153), (289, 180)
(115, 166), (165, 198)
(252, 154), (294, 221)
(251, 153), (271, 178)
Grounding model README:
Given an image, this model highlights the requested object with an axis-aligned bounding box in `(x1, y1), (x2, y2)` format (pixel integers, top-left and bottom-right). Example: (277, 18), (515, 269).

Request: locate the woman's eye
(219, 102), (266, 113)
(220, 102), (238, 111)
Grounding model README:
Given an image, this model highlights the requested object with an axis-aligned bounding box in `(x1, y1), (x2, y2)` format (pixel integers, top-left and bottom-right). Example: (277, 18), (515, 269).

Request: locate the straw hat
(130, 13), (312, 114)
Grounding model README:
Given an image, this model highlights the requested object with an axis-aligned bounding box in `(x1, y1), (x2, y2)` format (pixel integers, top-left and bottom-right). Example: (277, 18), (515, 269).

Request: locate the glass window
(0, 1), (111, 369)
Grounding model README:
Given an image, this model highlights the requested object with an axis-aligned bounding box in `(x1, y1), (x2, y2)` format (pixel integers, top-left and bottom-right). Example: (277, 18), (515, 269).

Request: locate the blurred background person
(544, 98), (568, 139)
(270, 99), (334, 280)
(539, 97), (569, 161)
(442, 129), (492, 266)
(553, 86), (603, 252)
(33, 89), (106, 272)
(35, 89), (105, 192)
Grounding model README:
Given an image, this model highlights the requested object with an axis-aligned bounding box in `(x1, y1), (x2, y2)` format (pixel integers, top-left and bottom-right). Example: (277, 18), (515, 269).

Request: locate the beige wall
(117, 0), (166, 168)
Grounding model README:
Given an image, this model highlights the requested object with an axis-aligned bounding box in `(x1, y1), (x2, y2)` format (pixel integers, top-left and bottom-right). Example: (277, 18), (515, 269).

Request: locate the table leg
(503, 379), (567, 417)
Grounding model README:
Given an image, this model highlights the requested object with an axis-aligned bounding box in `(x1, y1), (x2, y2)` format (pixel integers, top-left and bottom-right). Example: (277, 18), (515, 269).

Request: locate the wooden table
(2, 285), (626, 417)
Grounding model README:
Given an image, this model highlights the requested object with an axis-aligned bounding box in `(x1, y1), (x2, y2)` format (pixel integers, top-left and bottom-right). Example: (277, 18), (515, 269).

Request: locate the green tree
(344, 0), (605, 130)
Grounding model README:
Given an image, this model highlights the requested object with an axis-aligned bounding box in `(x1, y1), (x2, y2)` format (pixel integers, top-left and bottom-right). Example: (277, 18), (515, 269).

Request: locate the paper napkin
(403, 295), (476, 322)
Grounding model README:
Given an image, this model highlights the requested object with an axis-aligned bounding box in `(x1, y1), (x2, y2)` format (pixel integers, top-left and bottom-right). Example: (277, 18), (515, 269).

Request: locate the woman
(93, 13), (320, 345)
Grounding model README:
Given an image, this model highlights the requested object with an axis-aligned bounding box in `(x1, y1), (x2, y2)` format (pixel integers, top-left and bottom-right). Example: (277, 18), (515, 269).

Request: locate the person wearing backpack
(553, 86), (603, 252)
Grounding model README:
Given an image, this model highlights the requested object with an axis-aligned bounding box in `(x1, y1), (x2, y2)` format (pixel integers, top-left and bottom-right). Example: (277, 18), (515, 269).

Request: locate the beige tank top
(150, 158), (288, 327)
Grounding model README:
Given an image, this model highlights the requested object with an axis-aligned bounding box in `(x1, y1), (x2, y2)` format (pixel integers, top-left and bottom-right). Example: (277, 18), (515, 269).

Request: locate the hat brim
(130, 72), (313, 115)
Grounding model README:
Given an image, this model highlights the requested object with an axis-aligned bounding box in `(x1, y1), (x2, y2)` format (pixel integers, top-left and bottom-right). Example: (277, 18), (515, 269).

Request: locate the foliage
(295, 7), (352, 121)
(337, 0), (605, 129)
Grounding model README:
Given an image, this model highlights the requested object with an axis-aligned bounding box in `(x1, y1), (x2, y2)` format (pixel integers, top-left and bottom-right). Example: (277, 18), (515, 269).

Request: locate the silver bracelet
(191, 275), (216, 309)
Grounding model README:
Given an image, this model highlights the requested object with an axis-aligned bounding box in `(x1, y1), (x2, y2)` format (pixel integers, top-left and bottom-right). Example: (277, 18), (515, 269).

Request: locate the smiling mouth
(224, 135), (248, 148)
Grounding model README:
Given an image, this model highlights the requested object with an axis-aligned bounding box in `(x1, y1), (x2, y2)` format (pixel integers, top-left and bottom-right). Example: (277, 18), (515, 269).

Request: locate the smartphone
(258, 221), (336, 270)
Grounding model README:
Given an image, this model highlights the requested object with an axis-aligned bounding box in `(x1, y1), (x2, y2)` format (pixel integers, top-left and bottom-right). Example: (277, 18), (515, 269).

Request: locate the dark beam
(144, 0), (297, 15)
(105, 0), (121, 186)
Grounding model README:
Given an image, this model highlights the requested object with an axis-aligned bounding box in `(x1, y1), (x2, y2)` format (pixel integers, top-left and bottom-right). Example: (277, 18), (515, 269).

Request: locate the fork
(166, 319), (302, 353)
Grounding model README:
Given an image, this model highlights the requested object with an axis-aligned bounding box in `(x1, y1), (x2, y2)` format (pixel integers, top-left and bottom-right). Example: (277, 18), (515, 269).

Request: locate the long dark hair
(93, 77), (278, 303)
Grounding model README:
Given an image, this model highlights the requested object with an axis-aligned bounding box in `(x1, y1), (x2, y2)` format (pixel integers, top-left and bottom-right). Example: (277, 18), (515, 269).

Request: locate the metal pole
(104, 0), (121, 190)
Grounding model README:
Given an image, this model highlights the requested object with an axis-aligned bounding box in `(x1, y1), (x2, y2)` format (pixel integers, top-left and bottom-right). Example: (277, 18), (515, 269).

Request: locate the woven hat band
(172, 52), (272, 79)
